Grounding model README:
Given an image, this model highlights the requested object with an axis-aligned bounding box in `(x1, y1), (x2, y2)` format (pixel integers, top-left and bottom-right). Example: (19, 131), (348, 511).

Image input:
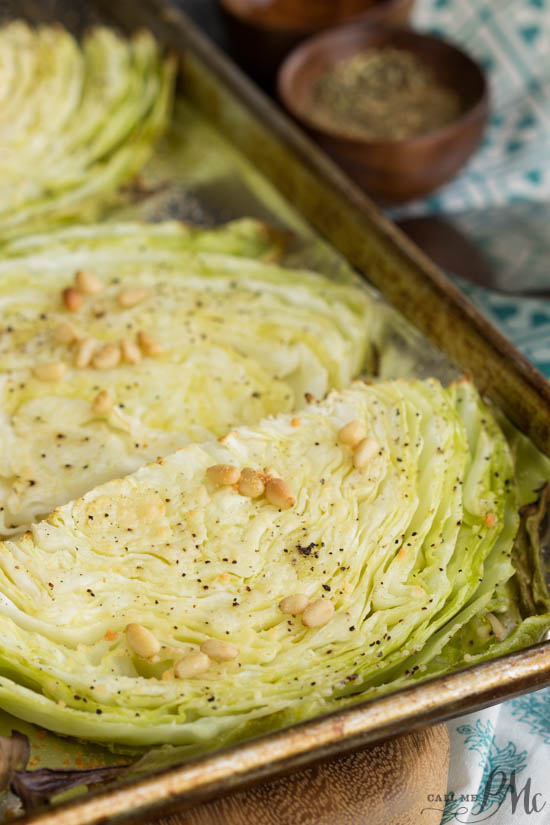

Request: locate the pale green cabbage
(0, 23), (175, 241)
(0, 18), (546, 766)
(0, 222), (376, 535)
(0, 378), (545, 751)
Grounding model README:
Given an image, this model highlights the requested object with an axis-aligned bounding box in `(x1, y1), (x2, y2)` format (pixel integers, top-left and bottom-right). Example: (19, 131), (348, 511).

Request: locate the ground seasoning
(310, 47), (463, 141)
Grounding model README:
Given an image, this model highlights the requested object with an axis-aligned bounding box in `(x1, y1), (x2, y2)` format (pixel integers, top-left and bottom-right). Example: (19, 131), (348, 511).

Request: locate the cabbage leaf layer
(0, 223), (376, 534)
(0, 378), (546, 750)
(0, 23), (175, 241)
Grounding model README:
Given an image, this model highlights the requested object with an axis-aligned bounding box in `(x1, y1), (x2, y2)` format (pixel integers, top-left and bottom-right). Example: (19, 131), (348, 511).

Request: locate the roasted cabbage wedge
(0, 222), (375, 535)
(0, 378), (546, 750)
(0, 23), (175, 241)
(0, 219), (287, 263)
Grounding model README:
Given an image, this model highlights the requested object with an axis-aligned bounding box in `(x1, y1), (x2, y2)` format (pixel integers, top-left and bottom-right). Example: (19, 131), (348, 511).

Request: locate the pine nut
(75, 337), (98, 368)
(175, 652), (210, 678)
(54, 322), (79, 344)
(93, 343), (121, 370)
(125, 623), (160, 658)
(121, 338), (141, 364)
(339, 419), (366, 448)
(302, 598), (335, 628)
(238, 468), (265, 498)
(33, 362), (66, 382)
(265, 477), (295, 509)
(92, 390), (112, 416)
(75, 269), (102, 294)
(137, 330), (164, 357)
(200, 639), (239, 662)
(118, 288), (148, 308)
(279, 594), (308, 615)
(353, 437), (379, 470)
(207, 464), (241, 486)
(63, 287), (83, 313)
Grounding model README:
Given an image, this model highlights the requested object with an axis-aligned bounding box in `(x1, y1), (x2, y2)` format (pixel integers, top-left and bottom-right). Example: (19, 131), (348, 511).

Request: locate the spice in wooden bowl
(310, 47), (463, 141)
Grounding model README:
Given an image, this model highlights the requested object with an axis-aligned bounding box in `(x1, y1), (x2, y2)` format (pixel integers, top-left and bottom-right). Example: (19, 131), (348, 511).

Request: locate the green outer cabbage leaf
(0, 219), (287, 263)
(0, 378), (545, 751)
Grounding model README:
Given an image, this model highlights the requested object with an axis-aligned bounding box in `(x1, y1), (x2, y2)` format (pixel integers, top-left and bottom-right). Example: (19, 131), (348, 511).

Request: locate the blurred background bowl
(218, 0), (414, 86)
(278, 22), (489, 204)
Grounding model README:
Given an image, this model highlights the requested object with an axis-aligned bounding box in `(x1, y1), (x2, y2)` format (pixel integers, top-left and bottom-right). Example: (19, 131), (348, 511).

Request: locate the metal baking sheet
(0, 1), (549, 823)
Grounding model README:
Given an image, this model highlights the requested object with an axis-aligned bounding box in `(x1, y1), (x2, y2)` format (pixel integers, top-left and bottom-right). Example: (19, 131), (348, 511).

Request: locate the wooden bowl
(278, 23), (489, 203)
(219, 0), (414, 86)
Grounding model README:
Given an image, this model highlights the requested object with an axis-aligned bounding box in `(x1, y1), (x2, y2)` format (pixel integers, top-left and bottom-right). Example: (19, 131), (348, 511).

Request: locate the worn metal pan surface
(2, 1), (550, 823)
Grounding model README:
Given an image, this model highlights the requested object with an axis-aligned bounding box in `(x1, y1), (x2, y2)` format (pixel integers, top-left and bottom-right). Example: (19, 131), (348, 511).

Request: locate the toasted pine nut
(93, 343), (121, 370)
(137, 330), (164, 357)
(175, 652), (211, 678)
(33, 362), (66, 382)
(121, 338), (141, 364)
(75, 269), (102, 294)
(75, 337), (98, 368)
(353, 437), (379, 470)
(339, 419), (366, 448)
(125, 623), (160, 658)
(63, 287), (83, 313)
(118, 288), (148, 308)
(54, 322), (79, 344)
(207, 464), (241, 486)
(279, 594), (309, 615)
(92, 390), (112, 416)
(200, 639), (239, 662)
(302, 598), (335, 628)
(238, 468), (265, 498)
(265, 477), (295, 509)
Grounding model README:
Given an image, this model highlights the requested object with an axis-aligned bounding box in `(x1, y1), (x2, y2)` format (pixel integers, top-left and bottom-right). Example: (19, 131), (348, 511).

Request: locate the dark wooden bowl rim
(220, 0), (411, 34)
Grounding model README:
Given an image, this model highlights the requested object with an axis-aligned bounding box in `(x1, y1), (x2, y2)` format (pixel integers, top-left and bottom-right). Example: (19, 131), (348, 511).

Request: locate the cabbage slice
(0, 226), (375, 534)
(0, 378), (545, 750)
(0, 23), (175, 241)
(1, 219), (286, 263)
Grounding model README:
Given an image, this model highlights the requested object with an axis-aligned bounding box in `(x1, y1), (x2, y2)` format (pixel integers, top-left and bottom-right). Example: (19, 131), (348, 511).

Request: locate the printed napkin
(430, 697), (550, 824)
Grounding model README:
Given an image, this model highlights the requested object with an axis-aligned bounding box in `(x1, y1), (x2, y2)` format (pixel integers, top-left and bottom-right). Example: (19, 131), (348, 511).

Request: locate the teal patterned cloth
(432, 696), (550, 823)
(404, 0), (550, 293)
(409, 2), (550, 821)
(412, 0), (550, 215)
(458, 279), (550, 379)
